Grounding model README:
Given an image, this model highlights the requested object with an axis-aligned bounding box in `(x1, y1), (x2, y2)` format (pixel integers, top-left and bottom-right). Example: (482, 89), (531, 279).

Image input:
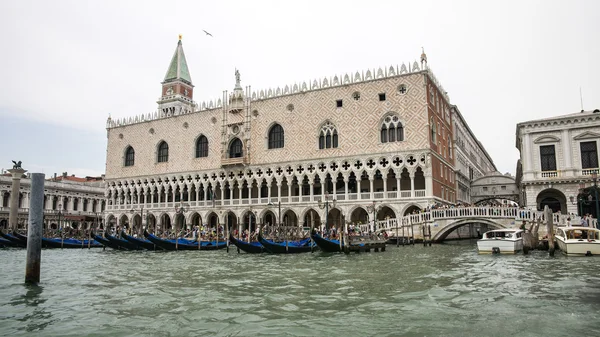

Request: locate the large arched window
(268, 124), (284, 149)
(319, 122), (338, 149)
(430, 117), (437, 143)
(157, 141), (169, 162)
(195, 135), (209, 158)
(229, 138), (243, 158)
(124, 146), (135, 166)
(381, 114), (404, 143)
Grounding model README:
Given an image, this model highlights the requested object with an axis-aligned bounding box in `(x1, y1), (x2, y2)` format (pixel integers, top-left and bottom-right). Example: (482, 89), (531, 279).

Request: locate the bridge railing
(371, 207), (597, 233)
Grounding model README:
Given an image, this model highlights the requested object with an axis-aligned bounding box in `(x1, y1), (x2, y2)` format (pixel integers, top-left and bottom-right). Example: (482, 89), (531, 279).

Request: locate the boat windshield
(566, 230), (600, 240)
(485, 231), (515, 239)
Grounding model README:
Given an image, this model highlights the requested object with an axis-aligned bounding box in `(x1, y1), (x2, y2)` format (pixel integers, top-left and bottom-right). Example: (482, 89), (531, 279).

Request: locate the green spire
(163, 38), (192, 84)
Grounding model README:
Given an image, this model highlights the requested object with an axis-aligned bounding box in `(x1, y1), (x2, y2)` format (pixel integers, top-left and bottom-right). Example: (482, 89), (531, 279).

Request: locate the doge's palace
(104, 37), (466, 234)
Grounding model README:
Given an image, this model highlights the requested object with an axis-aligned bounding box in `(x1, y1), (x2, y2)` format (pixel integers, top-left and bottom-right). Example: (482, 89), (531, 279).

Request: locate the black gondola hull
(229, 234), (264, 253)
(311, 232), (343, 252)
(92, 232), (126, 250)
(258, 232), (316, 254)
(0, 230), (26, 248)
(144, 230), (227, 251)
(105, 232), (142, 250)
(121, 231), (161, 250)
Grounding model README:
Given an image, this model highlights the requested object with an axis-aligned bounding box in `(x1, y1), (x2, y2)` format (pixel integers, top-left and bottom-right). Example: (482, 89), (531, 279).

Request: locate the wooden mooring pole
(25, 173), (45, 285)
(545, 206), (555, 256)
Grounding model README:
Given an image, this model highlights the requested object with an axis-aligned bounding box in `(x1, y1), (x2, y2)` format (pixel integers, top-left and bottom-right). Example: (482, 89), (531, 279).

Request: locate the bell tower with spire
(157, 35), (195, 116)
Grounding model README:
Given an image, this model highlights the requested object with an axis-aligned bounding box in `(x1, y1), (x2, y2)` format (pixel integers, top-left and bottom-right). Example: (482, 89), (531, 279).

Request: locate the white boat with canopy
(555, 226), (600, 256)
(477, 228), (524, 254)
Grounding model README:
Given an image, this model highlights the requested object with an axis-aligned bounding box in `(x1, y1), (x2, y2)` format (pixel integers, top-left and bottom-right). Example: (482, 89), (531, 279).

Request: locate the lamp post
(130, 206), (145, 236)
(366, 201), (381, 234)
(592, 172), (599, 224)
(318, 192), (336, 234)
(175, 202), (188, 250)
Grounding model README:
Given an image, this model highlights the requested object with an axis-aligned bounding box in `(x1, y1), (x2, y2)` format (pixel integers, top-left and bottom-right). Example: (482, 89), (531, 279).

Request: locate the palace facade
(451, 105), (497, 204)
(104, 38), (493, 233)
(516, 109), (600, 217)
(0, 172), (106, 230)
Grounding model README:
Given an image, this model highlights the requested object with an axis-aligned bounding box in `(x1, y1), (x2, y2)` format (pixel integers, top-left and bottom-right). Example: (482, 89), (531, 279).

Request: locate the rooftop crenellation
(106, 60), (449, 129)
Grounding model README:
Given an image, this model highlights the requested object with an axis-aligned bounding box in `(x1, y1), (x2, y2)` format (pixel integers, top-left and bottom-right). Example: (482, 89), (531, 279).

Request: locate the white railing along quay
(356, 207), (598, 233)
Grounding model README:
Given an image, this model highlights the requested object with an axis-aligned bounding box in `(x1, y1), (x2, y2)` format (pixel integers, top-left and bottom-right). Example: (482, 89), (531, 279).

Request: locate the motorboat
(555, 226), (600, 256)
(477, 228), (523, 254)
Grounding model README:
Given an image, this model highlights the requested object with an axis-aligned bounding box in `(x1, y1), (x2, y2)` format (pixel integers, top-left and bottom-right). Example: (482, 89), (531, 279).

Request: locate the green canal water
(1, 242), (599, 337)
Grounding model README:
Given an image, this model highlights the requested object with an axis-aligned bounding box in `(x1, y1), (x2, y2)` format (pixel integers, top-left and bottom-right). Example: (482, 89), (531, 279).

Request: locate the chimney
(62, 172), (67, 178)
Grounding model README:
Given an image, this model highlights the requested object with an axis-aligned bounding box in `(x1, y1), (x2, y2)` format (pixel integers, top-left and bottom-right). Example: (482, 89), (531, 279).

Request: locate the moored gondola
(91, 231), (126, 250)
(311, 231), (343, 252)
(105, 231), (142, 250)
(41, 237), (103, 249)
(121, 231), (161, 250)
(257, 232), (316, 254)
(229, 234), (264, 254)
(0, 229), (26, 248)
(0, 237), (20, 248)
(144, 230), (227, 251)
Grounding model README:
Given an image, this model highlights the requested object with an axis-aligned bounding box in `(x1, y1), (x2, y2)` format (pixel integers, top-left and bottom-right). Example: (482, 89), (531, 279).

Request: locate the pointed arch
(229, 138), (243, 158)
(157, 141), (169, 163)
(319, 121), (338, 149)
(195, 134), (209, 158)
(381, 112), (405, 143)
(268, 123), (284, 149)
(124, 146), (135, 167)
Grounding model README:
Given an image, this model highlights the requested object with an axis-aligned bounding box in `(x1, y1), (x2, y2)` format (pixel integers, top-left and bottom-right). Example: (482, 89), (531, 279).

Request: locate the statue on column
(12, 160), (22, 169)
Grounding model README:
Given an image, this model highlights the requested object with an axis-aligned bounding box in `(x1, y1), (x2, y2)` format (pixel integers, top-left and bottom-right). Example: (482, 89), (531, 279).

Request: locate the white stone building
(452, 105), (497, 204)
(516, 109), (600, 217)
(103, 38), (497, 234)
(0, 172), (106, 230)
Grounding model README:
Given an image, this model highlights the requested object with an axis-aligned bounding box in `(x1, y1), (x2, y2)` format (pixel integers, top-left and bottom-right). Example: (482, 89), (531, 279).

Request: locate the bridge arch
(432, 218), (508, 243)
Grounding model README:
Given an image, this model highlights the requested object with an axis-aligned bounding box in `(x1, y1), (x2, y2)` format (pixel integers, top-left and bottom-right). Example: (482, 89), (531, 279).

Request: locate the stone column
(8, 168), (27, 230)
(396, 178), (401, 198)
(369, 178), (374, 199)
(410, 172), (415, 197)
(277, 183), (282, 202)
(344, 177), (349, 200)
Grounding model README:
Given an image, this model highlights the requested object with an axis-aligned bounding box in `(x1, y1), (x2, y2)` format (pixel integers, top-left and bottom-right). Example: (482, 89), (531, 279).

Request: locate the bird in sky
(203, 30), (213, 37)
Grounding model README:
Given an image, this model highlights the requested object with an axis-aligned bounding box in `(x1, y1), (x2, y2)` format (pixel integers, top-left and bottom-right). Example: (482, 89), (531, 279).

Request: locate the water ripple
(1, 243), (600, 336)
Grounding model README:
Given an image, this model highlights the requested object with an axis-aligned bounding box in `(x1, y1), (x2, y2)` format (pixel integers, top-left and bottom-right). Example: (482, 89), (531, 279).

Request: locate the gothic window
(157, 141), (169, 163)
(195, 135), (209, 158)
(229, 138), (243, 158)
(540, 145), (556, 171)
(380, 125), (388, 143)
(124, 146), (135, 166)
(381, 114), (404, 143)
(581, 141), (598, 169)
(319, 122), (338, 149)
(431, 117), (437, 143)
(268, 124), (284, 149)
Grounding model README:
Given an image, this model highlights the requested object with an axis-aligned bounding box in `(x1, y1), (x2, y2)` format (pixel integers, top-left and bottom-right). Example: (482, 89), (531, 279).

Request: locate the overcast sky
(1, 0), (599, 177)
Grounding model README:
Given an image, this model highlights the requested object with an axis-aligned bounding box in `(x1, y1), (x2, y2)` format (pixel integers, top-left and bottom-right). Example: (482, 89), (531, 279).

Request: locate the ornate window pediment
(573, 131), (600, 140)
(533, 135), (560, 144)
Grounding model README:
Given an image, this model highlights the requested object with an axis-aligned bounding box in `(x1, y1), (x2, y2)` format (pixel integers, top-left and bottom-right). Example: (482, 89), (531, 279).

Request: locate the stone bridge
(358, 207), (598, 243)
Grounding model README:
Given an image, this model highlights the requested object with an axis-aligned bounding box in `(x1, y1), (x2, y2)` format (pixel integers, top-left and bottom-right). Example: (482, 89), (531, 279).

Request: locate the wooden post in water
(545, 206), (555, 256)
(401, 220), (405, 246)
(396, 219), (399, 247)
(25, 173), (45, 285)
(522, 220), (533, 254)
